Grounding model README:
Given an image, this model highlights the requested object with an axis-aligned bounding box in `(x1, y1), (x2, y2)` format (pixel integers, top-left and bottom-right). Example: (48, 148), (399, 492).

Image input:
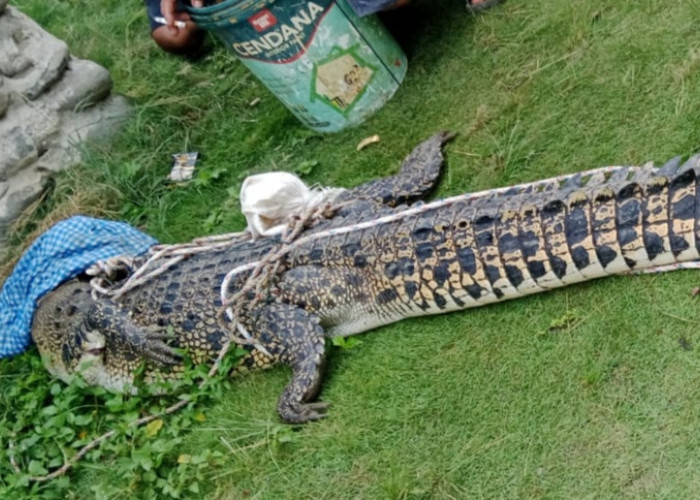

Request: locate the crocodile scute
(30, 134), (700, 423)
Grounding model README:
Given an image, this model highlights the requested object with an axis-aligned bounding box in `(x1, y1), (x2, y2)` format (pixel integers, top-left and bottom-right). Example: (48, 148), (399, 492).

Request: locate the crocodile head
(32, 281), (140, 392)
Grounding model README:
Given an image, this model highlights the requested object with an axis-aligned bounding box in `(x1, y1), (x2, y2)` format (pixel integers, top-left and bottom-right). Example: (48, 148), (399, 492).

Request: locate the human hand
(161, 0), (204, 33)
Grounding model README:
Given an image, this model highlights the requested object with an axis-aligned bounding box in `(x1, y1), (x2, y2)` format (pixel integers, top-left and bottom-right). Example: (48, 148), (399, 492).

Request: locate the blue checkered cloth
(0, 216), (157, 358)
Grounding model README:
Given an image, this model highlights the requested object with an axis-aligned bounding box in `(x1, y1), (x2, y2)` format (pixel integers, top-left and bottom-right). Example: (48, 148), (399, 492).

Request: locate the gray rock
(60, 94), (131, 146)
(0, 7), (70, 98)
(47, 58), (113, 112)
(0, 33), (32, 76)
(22, 42), (70, 100)
(0, 101), (61, 175)
(0, 168), (49, 225)
(0, 90), (8, 118)
(0, 6), (131, 249)
(0, 126), (38, 181)
(0, 168), (48, 244)
(0, 73), (7, 117)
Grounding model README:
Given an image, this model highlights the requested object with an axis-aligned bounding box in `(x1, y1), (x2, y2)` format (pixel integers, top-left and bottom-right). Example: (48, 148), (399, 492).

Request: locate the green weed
(4, 0), (700, 498)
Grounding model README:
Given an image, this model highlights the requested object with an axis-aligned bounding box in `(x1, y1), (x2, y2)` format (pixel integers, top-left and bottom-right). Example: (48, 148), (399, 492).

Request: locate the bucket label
(311, 46), (377, 114)
(231, 0), (334, 63)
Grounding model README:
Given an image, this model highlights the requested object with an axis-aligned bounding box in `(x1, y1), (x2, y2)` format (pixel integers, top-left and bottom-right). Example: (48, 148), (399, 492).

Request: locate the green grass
(4, 0), (700, 497)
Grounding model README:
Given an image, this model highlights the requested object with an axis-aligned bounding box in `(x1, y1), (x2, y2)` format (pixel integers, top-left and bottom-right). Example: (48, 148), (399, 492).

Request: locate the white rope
(89, 162), (671, 353)
(87, 174), (343, 354)
(87, 231), (250, 300)
(633, 262), (700, 274)
(220, 164), (640, 285)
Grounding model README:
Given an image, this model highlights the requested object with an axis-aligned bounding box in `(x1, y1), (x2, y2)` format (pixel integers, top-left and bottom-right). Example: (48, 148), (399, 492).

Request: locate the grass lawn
(3, 0), (700, 497)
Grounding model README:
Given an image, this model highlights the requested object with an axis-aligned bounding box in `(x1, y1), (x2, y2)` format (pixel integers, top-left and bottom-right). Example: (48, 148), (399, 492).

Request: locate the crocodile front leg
(33, 280), (181, 390)
(86, 302), (181, 368)
(251, 303), (328, 423)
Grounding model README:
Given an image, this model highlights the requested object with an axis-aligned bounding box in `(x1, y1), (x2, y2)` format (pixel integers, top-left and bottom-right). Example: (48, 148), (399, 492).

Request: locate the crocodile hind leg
(251, 303), (328, 423)
(338, 131), (454, 207)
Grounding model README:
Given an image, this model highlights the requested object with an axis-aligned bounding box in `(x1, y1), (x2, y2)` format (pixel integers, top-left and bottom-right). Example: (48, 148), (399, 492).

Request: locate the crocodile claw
(142, 333), (182, 367)
(278, 400), (330, 424)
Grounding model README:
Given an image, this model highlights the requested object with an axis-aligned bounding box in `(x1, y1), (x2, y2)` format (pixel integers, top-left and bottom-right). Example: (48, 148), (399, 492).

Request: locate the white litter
(239, 172), (346, 239)
(167, 152), (199, 182)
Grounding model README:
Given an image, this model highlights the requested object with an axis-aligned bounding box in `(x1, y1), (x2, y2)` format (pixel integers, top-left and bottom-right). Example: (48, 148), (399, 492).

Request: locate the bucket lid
(186, 0), (277, 25)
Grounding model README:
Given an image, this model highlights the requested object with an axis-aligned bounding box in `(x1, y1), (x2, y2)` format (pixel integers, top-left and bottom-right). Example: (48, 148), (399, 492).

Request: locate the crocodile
(31, 133), (700, 423)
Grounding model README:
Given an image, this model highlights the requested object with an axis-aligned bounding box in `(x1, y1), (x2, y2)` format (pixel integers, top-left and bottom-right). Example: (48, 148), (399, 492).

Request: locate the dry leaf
(145, 418), (164, 438)
(356, 134), (380, 151)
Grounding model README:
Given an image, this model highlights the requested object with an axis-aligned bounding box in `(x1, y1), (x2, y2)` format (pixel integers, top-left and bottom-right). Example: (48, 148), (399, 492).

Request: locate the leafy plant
(0, 346), (244, 497)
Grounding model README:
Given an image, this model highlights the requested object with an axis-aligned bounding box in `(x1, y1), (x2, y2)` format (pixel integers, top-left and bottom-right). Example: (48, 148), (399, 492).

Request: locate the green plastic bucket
(188, 0), (407, 132)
